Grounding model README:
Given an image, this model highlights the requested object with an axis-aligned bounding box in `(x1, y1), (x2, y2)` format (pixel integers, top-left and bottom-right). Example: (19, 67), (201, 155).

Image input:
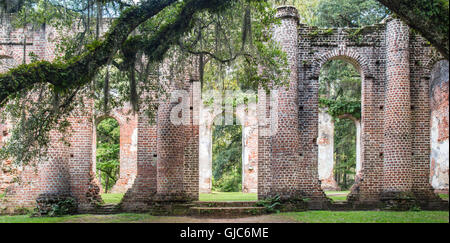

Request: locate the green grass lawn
(280, 211), (449, 223)
(0, 213), (162, 223)
(101, 193), (124, 204)
(325, 191), (350, 195)
(325, 190), (350, 202)
(1, 211), (447, 223)
(199, 192), (257, 201)
(439, 194), (449, 200)
(0, 214), (83, 223)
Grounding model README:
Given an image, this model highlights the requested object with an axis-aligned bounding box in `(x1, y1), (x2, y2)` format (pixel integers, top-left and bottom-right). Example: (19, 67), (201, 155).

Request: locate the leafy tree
(319, 60), (361, 190)
(0, 0), (289, 165)
(0, 0), (447, 166)
(314, 0), (389, 27)
(273, 0), (388, 27)
(96, 117), (119, 193)
(377, 0), (449, 59)
(211, 121), (242, 192)
(333, 118), (356, 189)
(275, 0), (449, 57)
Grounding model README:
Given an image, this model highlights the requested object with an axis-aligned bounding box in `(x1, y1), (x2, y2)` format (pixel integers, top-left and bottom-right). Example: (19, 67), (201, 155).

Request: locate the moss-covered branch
(377, 0), (449, 59)
(0, 0), (234, 106)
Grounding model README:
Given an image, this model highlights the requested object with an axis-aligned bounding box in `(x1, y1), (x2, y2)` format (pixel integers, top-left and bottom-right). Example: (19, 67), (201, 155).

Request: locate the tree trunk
(105, 175), (109, 194)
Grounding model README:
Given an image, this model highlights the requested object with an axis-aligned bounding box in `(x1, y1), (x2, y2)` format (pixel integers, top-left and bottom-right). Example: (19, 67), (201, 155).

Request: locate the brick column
(121, 103), (158, 210)
(36, 129), (72, 212)
(156, 91), (186, 201)
(382, 18), (413, 199)
(270, 6), (301, 198)
(68, 98), (101, 210)
(183, 81), (200, 200)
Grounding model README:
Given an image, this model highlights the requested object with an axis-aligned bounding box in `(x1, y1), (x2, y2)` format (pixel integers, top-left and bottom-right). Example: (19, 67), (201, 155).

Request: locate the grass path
(324, 191), (350, 202)
(199, 192), (257, 201)
(101, 193), (124, 204)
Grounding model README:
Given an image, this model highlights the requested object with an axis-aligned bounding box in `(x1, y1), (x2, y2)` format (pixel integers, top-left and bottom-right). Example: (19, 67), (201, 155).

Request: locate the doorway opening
(96, 117), (123, 204)
(317, 59), (362, 202)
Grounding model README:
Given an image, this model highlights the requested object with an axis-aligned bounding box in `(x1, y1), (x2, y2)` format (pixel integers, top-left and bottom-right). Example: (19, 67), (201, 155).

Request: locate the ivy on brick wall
(319, 98), (361, 120)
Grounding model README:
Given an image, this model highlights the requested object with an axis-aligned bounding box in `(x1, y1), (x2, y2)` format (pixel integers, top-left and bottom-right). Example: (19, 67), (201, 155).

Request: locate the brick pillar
(37, 129), (72, 211)
(67, 98), (101, 211)
(156, 91), (186, 201)
(38, 130), (70, 196)
(121, 105), (158, 210)
(257, 87), (271, 199)
(183, 81), (200, 200)
(382, 18), (413, 199)
(269, 6), (301, 198)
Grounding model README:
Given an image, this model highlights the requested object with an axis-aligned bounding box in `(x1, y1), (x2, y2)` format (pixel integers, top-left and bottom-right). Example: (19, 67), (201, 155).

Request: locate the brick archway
(312, 47), (372, 79)
(93, 104), (138, 194)
(313, 50), (366, 195)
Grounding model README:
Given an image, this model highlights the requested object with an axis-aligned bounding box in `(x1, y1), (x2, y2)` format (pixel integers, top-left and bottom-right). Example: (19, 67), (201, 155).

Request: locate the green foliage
(314, 0), (389, 27)
(319, 60), (361, 190)
(279, 211), (449, 223)
(96, 117), (120, 193)
(0, 0), (291, 165)
(319, 60), (361, 100)
(193, 0), (290, 93)
(333, 118), (357, 189)
(35, 197), (77, 217)
(378, 0), (449, 59)
(273, 0), (388, 27)
(319, 98), (361, 120)
(255, 195), (282, 213)
(47, 197), (77, 217)
(211, 122), (242, 192)
(212, 166), (242, 192)
(101, 193), (124, 204)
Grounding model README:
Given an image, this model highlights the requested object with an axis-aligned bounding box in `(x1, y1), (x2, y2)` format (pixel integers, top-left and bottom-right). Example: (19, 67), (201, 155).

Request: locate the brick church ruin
(0, 6), (448, 214)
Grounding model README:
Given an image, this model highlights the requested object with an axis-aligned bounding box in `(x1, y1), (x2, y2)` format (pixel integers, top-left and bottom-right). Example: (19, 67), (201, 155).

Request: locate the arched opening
(95, 117), (122, 204)
(317, 59), (362, 202)
(429, 59), (449, 198)
(199, 112), (258, 202)
(198, 58), (258, 202)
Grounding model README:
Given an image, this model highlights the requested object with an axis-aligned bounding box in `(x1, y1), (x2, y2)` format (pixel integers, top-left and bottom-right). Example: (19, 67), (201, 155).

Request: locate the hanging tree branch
(377, 0), (449, 59)
(0, 0), (235, 106)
